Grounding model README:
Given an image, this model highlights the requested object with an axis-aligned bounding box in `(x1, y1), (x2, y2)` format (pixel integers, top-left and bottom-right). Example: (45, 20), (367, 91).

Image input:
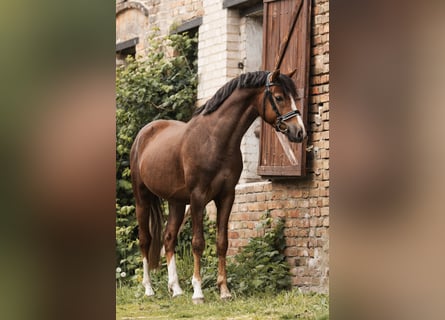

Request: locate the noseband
(263, 73), (300, 133)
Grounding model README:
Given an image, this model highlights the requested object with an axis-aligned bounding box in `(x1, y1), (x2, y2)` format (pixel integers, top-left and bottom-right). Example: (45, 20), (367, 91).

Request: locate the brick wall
(225, 0), (329, 293)
(197, 1), (241, 103)
(116, 0), (204, 57)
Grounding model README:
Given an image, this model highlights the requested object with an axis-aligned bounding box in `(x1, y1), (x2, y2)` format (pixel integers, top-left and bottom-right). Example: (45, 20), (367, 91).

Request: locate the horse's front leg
(190, 194), (206, 303)
(215, 190), (235, 300)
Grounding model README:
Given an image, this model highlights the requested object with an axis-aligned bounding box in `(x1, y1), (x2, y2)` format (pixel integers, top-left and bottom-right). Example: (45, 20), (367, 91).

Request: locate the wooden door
(258, 0), (312, 177)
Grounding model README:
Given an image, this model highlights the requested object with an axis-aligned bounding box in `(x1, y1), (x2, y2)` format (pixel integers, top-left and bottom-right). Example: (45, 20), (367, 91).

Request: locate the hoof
(169, 283), (183, 298)
(220, 292), (232, 300)
(192, 298), (205, 304)
(172, 290), (183, 298)
(144, 289), (155, 297)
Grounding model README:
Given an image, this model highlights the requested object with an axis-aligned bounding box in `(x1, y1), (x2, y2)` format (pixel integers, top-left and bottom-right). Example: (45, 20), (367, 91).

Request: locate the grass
(116, 286), (329, 320)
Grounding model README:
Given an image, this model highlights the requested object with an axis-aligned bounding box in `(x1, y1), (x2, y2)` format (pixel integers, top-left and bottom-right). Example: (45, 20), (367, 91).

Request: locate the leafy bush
(227, 213), (292, 296)
(116, 30), (197, 281)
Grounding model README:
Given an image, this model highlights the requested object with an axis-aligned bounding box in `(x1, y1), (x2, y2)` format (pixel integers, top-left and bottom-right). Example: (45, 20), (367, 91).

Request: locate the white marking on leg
(160, 245), (165, 257)
(167, 255), (183, 297)
(142, 258), (154, 296)
(192, 275), (204, 300)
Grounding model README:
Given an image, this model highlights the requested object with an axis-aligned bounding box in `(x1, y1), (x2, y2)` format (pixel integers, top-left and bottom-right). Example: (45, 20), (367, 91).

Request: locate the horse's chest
(207, 157), (242, 188)
(208, 152), (242, 175)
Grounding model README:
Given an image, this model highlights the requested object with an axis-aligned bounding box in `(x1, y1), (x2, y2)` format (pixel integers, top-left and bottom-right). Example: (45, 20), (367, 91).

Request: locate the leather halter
(263, 73), (300, 133)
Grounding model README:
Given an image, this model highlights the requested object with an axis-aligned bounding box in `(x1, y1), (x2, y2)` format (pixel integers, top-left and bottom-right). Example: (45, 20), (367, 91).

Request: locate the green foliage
(227, 213), (292, 296)
(116, 29), (198, 281)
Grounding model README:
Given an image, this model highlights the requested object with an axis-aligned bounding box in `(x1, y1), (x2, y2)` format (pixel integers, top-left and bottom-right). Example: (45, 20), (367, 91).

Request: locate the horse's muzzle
(286, 125), (307, 143)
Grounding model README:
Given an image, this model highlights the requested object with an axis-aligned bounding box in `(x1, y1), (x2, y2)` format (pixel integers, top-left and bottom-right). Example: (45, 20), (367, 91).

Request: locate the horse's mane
(193, 71), (297, 116)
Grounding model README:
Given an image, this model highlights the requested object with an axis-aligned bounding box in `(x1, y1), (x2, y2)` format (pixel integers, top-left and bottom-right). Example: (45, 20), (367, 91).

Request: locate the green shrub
(227, 213), (292, 296)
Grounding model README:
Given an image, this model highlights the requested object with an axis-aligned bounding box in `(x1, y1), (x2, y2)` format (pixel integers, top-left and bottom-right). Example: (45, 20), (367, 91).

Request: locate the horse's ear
(286, 69), (297, 79)
(270, 69), (280, 82)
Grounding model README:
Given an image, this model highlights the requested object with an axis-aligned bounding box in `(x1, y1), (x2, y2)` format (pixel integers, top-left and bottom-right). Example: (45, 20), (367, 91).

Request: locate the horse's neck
(199, 89), (260, 150)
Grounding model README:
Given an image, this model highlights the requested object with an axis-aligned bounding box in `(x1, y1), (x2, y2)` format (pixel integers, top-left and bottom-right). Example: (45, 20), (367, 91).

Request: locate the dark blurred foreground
(0, 1), (444, 319)
(0, 1), (116, 319)
(331, 1), (445, 319)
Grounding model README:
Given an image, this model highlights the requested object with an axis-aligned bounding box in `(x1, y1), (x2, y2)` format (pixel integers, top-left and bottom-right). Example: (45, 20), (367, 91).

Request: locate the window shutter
(258, 0), (311, 177)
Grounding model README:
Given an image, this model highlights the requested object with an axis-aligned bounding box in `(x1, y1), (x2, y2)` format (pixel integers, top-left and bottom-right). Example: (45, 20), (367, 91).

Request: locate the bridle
(262, 72), (300, 133)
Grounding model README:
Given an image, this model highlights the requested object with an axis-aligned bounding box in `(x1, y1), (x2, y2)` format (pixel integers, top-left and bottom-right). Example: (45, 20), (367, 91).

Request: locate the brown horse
(130, 70), (306, 303)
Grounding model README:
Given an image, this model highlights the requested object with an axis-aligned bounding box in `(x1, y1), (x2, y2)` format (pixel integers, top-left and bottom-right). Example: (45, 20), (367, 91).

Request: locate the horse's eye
(275, 95), (284, 102)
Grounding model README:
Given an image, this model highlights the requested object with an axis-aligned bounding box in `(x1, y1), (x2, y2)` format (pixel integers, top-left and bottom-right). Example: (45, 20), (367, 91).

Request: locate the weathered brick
(284, 247), (299, 257)
(320, 207), (329, 216)
(297, 219), (310, 228)
(247, 202), (267, 212)
(256, 193), (266, 202)
(284, 228), (298, 237)
(319, 188), (329, 197)
(228, 231), (239, 239)
(297, 248), (310, 257)
(322, 170), (329, 180)
(286, 209), (300, 218)
(238, 204), (248, 213)
(236, 194), (247, 203)
(315, 228), (325, 237)
(320, 149), (329, 159)
(322, 217), (329, 227)
(271, 209), (286, 218)
(298, 229), (310, 237)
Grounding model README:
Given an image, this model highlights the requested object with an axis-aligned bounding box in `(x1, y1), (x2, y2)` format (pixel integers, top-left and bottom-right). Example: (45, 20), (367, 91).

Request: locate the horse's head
(260, 70), (307, 143)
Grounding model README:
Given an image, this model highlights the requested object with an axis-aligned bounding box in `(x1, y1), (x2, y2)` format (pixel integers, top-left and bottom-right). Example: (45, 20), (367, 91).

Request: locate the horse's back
(136, 119), (185, 142)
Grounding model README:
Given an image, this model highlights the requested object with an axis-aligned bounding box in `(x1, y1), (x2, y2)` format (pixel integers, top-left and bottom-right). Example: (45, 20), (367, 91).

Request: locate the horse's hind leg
(136, 203), (155, 296)
(164, 201), (185, 297)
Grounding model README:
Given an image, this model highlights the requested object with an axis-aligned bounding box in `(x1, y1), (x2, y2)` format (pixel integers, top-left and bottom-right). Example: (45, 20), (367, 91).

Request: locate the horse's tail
(130, 133), (164, 271)
(146, 192), (164, 270)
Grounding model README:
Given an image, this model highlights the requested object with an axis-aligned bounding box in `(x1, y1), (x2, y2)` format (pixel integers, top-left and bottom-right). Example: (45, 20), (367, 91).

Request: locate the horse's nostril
(297, 129), (303, 139)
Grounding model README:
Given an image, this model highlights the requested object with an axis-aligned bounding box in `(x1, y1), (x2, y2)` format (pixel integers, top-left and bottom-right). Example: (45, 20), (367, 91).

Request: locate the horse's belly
(137, 121), (189, 201)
